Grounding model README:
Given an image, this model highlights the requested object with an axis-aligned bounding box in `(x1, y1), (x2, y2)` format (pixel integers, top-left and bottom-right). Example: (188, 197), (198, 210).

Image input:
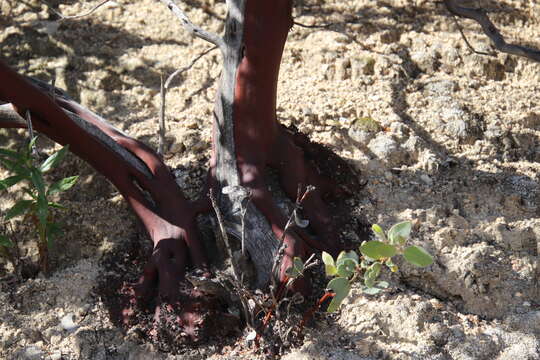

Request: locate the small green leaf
(336, 258), (356, 278)
(360, 241), (397, 260)
(362, 286), (382, 295)
(47, 176), (78, 196)
(30, 169), (46, 196)
(36, 194), (48, 227)
(0, 157), (18, 172)
(0, 148), (21, 159)
(27, 136), (38, 154)
(326, 277), (351, 313)
(364, 273), (375, 288)
(388, 221), (412, 245)
(0, 235), (13, 248)
(39, 146), (69, 173)
(322, 251), (337, 276)
(285, 256), (305, 278)
(403, 245), (434, 267)
(336, 250), (359, 267)
(0, 174), (25, 191)
(47, 202), (66, 210)
(371, 262), (382, 278)
(5, 199), (33, 220)
(364, 262), (382, 288)
(377, 281), (389, 288)
(371, 224), (387, 241)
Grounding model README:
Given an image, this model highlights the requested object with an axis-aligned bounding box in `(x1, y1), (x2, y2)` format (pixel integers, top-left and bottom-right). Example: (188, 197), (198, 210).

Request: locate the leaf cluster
(0, 138), (78, 252)
(321, 221), (434, 312)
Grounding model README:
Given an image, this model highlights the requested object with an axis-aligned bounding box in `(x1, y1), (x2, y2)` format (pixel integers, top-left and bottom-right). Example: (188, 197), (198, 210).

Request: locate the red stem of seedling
(298, 291), (335, 333)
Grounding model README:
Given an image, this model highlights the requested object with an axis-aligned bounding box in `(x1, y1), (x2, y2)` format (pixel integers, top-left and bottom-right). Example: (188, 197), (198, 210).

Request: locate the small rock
(50, 352), (62, 360)
(424, 80), (456, 96)
(351, 56), (375, 78)
(19, 345), (43, 360)
(60, 313), (78, 332)
(411, 49), (439, 73)
(420, 174), (433, 186)
(368, 133), (406, 166)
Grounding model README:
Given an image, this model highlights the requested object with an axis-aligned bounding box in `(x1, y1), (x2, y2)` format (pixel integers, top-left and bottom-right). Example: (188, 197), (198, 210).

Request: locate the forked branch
(444, 0), (540, 62)
(158, 0), (225, 49)
(40, 0), (111, 21)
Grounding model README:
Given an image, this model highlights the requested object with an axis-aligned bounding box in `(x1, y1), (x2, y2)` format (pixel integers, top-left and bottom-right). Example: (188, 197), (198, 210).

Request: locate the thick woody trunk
(212, 0), (336, 287)
(0, 0), (340, 341)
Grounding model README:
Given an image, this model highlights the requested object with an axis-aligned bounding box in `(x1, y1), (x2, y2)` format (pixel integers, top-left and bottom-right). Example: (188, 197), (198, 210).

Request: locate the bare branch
(158, 74), (166, 155)
(444, 0), (540, 62)
(209, 189), (241, 282)
(293, 21), (333, 29)
(40, 0), (111, 21)
(157, 46), (216, 155)
(164, 46), (217, 89)
(451, 15), (493, 56)
(158, 0), (224, 48)
(25, 110), (39, 158)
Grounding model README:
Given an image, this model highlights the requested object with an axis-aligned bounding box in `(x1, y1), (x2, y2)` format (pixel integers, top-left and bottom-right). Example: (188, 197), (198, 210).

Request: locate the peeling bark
(0, 0), (342, 341)
(211, 0), (338, 288)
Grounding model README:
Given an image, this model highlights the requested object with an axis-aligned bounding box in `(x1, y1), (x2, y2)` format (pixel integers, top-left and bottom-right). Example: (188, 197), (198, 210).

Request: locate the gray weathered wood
(213, 0), (280, 287)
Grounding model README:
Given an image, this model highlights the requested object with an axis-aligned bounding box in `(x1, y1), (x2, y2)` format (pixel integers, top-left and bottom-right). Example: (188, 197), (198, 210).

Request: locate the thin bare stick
(239, 192), (251, 256)
(164, 46), (217, 90)
(444, 0), (540, 62)
(158, 0), (224, 49)
(208, 189), (255, 328)
(156, 46), (216, 154)
(293, 21), (333, 29)
(25, 110), (38, 158)
(209, 189), (240, 281)
(40, 0), (111, 21)
(451, 16), (493, 56)
(158, 74), (166, 155)
(269, 184), (316, 300)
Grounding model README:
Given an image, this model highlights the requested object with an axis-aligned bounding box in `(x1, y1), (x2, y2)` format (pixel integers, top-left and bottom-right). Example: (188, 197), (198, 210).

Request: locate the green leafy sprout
(320, 221), (434, 312)
(0, 137), (78, 273)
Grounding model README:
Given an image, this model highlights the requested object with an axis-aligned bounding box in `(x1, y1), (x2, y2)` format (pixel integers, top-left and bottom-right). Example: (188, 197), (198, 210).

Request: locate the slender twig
(158, 74), (166, 155)
(25, 111), (38, 159)
(451, 16), (493, 56)
(40, 0), (111, 21)
(158, 46), (217, 155)
(158, 0), (224, 48)
(208, 189), (255, 328)
(262, 184), (316, 337)
(444, 0), (540, 62)
(164, 46), (217, 90)
(239, 194), (251, 256)
(270, 184), (315, 295)
(209, 189), (240, 280)
(293, 21), (333, 29)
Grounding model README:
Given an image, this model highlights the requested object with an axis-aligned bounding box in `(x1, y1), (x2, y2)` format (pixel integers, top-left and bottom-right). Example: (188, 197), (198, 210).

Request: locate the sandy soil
(0, 0), (539, 359)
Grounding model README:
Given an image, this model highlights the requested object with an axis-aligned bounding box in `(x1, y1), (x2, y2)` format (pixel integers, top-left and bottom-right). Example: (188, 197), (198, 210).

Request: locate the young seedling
(321, 221), (434, 312)
(0, 137), (78, 274)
